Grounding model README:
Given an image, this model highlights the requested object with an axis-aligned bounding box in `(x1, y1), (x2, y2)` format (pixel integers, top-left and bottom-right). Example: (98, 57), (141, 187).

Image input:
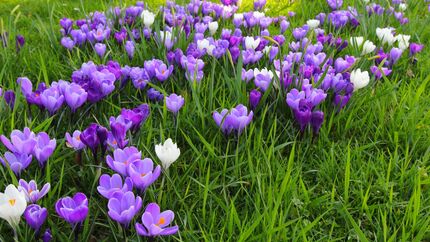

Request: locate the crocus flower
(327, 0), (342, 9)
(18, 179), (50, 204)
(0, 152), (32, 176)
(24, 204), (47, 231)
(80, 123), (101, 156)
(40, 86), (64, 115)
(66, 131), (86, 150)
(33, 132), (56, 167)
(107, 191), (142, 227)
(213, 104), (253, 135)
(125, 41), (135, 59)
(127, 158), (161, 191)
(254, 68), (274, 91)
(244, 36), (260, 50)
(396, 34), (410, 50)
(94, 43), (106, 58)
(0, 184), (27, 229)
(97, 174), (133, 199)
(409, 43), (424, 56)
(120, 104), (150, 133)
(362, 40), (376, 55)
(106, 146), (142, 176)
(55, 192), (88, 225)
(389, 47), (403, 65)
(334, 55), (355, 73)
(42, 229), (52, 242)
(165, 94), (185, 114)
(311, 111), (324, 135)
(135, 203), (178, 237)
(147, 88), (164, 102)
(4, 90), (15, 109)
(208, 21), (219, 35)
(376, 27), (395, 46)
(141, 10), (155, 28)
(109, 116), (131, 149)
(63, 83), (88, 112)
(370, 65), (392, 79)
(155, 138), (180, 170)
(154, 63), (174, 82)
(61, 37), (75, 50)
(350, 69), (370, 91)
(249, 89), (262, 110)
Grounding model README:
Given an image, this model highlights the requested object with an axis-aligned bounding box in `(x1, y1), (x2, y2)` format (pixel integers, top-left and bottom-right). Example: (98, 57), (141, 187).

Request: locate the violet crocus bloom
(120, 104), (150, 132)
(311, 111), (324, 135)
(42, 229), (52, 242)
(4, 90), (15, 109)
(125, 41), (135, 59)
(61, 37), (75, 50)
(0, 152), (32, 176)
(33, 132), (56, 167)
(55, 192), (89, 225)
(97, 174), (133, 199)
(294, 100), (313, 131)
(327, 0), (343, 10)
(1, 127), (36, 155)
(135, 203), (178, 237)
(65, 131), (86, 150)
(95, 43), (106, 58)
(107, 191), (142, 226)
(389, 47), (403, 65)
(18, 179), (50, 203)
(147, 88), (164, 102)
(409, 43), (424, 56)
(249, 89), (262, 110)
(16, 34), (25, 53)
(334, 55), (355, 73)
(370, 65), (392, 79)
(154, 63), (174, 82)
(40, 86), (64, 115)
(64, 83), (87, 112)
(165, 94), (185, 114)
(127, 158), (161, 191)
(80, 123), (101, 155)
(109, 116), (131, 149)
(24, 204), (47, 231)
(213, 104), (253, 135)
(106, 146), (142, 176)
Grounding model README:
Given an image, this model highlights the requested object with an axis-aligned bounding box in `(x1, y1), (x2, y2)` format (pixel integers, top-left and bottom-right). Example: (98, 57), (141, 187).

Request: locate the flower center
(157, 217), (165, 226)
(141, 173), (146, 177)
(9, 199), (16, 206)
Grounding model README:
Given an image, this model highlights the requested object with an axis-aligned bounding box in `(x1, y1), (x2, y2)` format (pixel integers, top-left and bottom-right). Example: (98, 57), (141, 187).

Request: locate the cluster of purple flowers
(0, 127), (56, 174)
(213, 104), (254, 135)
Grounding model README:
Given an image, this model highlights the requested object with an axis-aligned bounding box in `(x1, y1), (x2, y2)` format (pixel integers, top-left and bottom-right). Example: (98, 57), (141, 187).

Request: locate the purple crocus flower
(147, 88), (164, 102)
(97, 174), (133, 199)
(24, 204), (47, 231)
(249, 89), (262, 110)
(0, 152), (32, 176)
(370, 65), (392, 79)
(65, 131), (86, 150)
(409, 43), (424, 56)
(254, 0), (267, 10)
(106, 146), (142, 176)
(125, 41), (135, 59)
(18, 179), (50, 203)
(4, 90), (15, 109)
(334, 55), (355, 73)
(127, 158), (161, 191)
(80, 123), (101, 156)
(135, 203), (178, 237)
(95, 43), (106, 58)
(60, 18), (73, 35)
(40, 86), (64, 115)
(130, 67), (150, 89)
(61, 37), (75, 50)
(64, 83), (87, 112)
(92, 26), (110, 42)
(1, 127), (36, 155)
(213, 104), (253, 135)
(107, 191), (142, 226)
(42, 229), (52, 242)
(294, 99), (313, 131)
(33, 132), (56, 167)
(120, 104), (150, 133)
(327, 0), (343, 10)
(311, 111), (324, 135)
(109, 116), (131, 149)
(55, 192), (89, 225)
(154, 63), (174, 82)
(165, 94), (185, 114)
(15, 35), (25, 53)
(389, 47), (403, 65)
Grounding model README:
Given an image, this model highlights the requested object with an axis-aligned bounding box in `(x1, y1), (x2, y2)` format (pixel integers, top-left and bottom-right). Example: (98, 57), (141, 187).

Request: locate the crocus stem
(122, 226), (128, 241)
(73, 223), (81, 242)
(13, 228), (18, 242)
(148, 236), (155, 242)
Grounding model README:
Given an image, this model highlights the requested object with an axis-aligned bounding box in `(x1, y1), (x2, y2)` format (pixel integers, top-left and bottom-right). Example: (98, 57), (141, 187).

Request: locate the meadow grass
(0, 0), (430, 241)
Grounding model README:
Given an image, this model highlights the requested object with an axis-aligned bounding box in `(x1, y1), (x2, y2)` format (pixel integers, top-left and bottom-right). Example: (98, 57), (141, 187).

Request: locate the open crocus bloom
(135, 202), (178, 237)
(97, 174), (133, 199)
(55, 192), (89, 225)
(0, 184), (27, 229)
(18, 179), (50, 203)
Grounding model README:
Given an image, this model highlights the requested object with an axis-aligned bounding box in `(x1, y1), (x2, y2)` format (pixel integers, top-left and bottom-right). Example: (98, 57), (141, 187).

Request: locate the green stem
(13, 228), (18, 242)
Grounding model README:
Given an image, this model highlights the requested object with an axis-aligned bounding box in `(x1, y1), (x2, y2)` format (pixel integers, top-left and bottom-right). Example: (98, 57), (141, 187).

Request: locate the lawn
(0, 0), (429, 241)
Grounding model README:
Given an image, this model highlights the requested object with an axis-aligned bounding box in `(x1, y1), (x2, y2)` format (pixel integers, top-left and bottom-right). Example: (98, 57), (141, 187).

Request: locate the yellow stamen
(9, 199), (16, 206)
(157, 217), (165, 226)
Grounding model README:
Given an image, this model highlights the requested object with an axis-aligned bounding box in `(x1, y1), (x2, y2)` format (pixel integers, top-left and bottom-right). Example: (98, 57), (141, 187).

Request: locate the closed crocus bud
(249, 89), (262, 110)
(306, 19), (320, 29)
(125, 41), (135, 59)
(24, 204), (47, 231)
(280, 20), (289, 34)
(33, 132), (56, 167)
(155, 138), (180, 170)
(409, 43), (423, 56)
(15, 34), (25, 53)
(389, 47), (403, 64)
(94, 43), (106, 58)
(4, 90), (15, 109)
(311, 111), (324, 135)
(208, 21), (219, 35)
(361, 40), (376, 55)
(165, 93), (185, 114)
(0, 184), (27, 230)
(396, 34), (410, 50)
(141, 10), (155, 28)
(350, 68), (370, 91)
(42, 229), (52, 242)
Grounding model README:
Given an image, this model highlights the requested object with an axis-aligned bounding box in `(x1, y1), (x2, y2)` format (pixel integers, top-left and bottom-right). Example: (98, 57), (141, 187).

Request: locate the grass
(1, 0), (430, 241)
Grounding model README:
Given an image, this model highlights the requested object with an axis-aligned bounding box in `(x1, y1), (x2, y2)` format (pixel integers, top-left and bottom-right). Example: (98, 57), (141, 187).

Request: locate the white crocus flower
(208, 21), (219, 35)
(254, 67), (274, 79)
(155, 138), (180, 170)
(197, 39), (215, 55)
(349, 36), (364, 47)
(350, 69), (370, 91)
(306, 19), (320, 29)
(399, 3), (407, 11)
(141, 10), (155, 28)
(396, 34), (410, 50)
(244, 36), (260, 50)
(362, 40), (376, 55)
(234, 13), (244, 21)
(0, 184), (27, 229)
(263, 46), (272, 55)
(376, 27), (396, 45)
